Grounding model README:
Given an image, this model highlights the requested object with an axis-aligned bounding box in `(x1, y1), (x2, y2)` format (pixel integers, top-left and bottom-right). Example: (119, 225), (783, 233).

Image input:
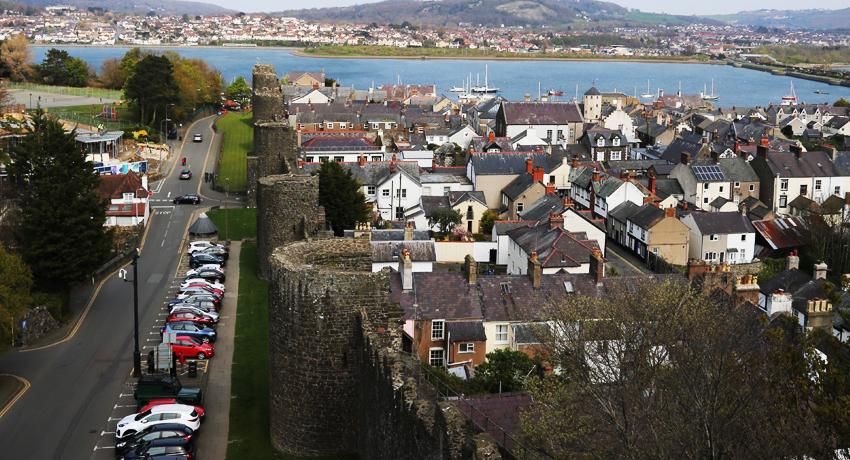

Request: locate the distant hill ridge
(706, 7), (850, 30)
(13, 0), (234, 15)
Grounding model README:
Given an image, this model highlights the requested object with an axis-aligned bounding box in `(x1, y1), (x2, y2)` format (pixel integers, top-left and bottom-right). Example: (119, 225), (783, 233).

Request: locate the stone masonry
(255, 121), (293, 177)
(268, 239), (500, 459)
(255, 174), (326, 279)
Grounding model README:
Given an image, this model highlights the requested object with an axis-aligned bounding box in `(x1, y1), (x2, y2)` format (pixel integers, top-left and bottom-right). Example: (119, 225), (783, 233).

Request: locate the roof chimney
(526, 158), (533, 174)
(549, 212), (564, 230)
(590, 248), (604, 286)
(529, 251), (542, 289)
(665, 207), (675, 218)
(488, 131), (495, 142)
(571, 155), (579, 168)
(806, 298), (833, 333)
(790, 143), (803, 160)
(400, 248), (413, 291)
(648, 173), (657, 195)
(563, 196), (574, 209)
(814, 261), (828, 280)
(464, 254), (477, 285)
(786, 249), (799, 271)
(404, 221), (414, 240)
(545, 182), (556, 195)
(680, 152), (691, 165)
(390, 153), (397, 174)
(619, 169), (629, 180)
(591, 169), (601, 182)
(358, 154), (366, 167)
(532, 166), (544, 182)
(757, 133), (770, 159)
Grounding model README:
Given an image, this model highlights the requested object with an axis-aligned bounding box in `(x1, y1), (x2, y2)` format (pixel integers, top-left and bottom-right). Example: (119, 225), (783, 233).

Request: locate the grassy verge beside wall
(207, 208), (256, 242)
(214, 111), (252, 193)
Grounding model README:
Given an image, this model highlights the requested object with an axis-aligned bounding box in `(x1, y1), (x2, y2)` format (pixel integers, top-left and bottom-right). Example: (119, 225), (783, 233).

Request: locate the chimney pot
(400, 248), (413, 291)
(465, 254), (477, 285)
(665, 207), (675, 218)
(532, 166), (545, 182)
(590, 248), (604, 286)
(526, 158), (533, 174)
(786, 250), (800, 270)
(549, 212), (564, 230)
(528, 251), (542, 289)
(814, 261), (828, 280)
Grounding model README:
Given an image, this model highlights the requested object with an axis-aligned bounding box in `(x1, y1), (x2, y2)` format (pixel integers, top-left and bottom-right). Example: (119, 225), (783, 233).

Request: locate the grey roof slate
(501, 101), (583, 125)
(446, 321), (487, 342)
(609, 201), (641, 222)
(370, 229), (431, 241)
(628, 205), (665, 229)
(371, 241), (436, 262)
(470, 152), (568, 176)
(688, 211), (755, 235)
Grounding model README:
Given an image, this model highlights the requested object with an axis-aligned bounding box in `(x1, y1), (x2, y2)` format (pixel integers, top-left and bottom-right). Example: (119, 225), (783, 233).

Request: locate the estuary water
(32, 45), (850, 108)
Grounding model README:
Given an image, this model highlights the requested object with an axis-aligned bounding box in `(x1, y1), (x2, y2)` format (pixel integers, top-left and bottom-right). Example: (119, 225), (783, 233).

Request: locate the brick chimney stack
(786, 250), (799, 270)
(814, 261), (828, 280)
(549, 212), (564, 230)
(529, 251), (542, 289)
(571, 155), (579, 168)
(545, 182), (555, 195)
(591, 169), (601, 182)
(589, 248), (604, 286)
(532, 166), (544, 182)
(526, 158), (533, 174)
(358, 154), (366, 167)
(733, 274), (760, 307)
(806, 298), (833, 333)
(465, 254), (477, 285)
(757, 133), (770, 159)
(665, 207), (675, 218)
(400, 248), (413, 291)
(648, 173), (657, 195)
(404, 221), (414, 241)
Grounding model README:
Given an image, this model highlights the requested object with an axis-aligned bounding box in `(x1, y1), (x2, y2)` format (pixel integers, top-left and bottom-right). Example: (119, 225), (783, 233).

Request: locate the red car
(170, 335), (215, 360)
(139, 398), (206, 418)
(166, 311), (216, 327)
(182, 283), (224, 297)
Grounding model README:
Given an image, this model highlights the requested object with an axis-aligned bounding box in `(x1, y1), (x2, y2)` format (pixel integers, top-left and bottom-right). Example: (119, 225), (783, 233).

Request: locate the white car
(187, 241), (223, 254)
(193, 133), (202, 142)
(185, 266), (224, 278)
(170, 305), (219, 322)
(115, 404), (201, 439)
(181, 279), (225, 292)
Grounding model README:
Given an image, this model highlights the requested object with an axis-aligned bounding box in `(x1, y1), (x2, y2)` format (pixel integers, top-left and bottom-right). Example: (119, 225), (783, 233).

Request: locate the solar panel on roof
(692, 165), (726, 182)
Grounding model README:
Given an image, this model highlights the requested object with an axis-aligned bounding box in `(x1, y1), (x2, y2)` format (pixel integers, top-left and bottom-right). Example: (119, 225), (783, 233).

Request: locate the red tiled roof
(97, 171), (146, 200)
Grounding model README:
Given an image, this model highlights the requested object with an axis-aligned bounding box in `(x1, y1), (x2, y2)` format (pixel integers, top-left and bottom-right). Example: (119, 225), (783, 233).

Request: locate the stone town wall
(267, 239), (501, 459)
(245, 156), (259, 208)
(255, 174), (326, 279)
(251, 64), (284, 125)
(254, 121), (294, 176)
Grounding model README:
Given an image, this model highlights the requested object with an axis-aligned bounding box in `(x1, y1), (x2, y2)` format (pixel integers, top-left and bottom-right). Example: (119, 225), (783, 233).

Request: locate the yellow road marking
(21, 210), (158, 352)
(0, 374), (31, 420)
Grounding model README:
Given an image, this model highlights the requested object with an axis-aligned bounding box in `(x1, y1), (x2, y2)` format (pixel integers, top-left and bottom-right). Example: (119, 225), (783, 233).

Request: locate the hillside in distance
(708, 7), (850, 30)
(14, 0), (233, 15)
(274, 0), (707, 28)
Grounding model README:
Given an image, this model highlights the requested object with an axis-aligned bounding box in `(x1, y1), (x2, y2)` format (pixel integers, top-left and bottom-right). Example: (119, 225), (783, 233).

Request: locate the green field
(43, 102), (136, 131)
(5, 81), (123, 99)
(206, 208), (256, 242)
(214, 112), (252, 193)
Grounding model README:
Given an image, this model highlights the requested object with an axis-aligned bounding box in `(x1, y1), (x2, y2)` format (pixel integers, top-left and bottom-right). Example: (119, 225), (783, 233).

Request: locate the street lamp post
(121, 248), (142, 377)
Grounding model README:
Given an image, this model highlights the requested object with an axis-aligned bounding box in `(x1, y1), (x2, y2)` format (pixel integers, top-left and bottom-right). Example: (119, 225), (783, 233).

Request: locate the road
(605, 238), (652, 276)
(0, 115), (226, 459)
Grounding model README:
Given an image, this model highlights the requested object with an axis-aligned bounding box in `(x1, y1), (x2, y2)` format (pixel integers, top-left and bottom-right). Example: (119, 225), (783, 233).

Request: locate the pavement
(7, 89), (119, 109)
(196, 241), (240, 460)
(604, 238), (652, 276)
(0, 114), (237, 459)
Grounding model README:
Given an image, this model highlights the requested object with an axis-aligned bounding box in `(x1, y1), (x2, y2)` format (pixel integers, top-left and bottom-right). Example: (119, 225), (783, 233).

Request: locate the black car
(173, 194), (201, 205)
(121, 444), (194, 460)
(199, 246), (228, 260)
(115, 429), (193, 455)
(190, 253), (225, 268)
(115, 424), (194, 453)
(185, 269), (225, 283)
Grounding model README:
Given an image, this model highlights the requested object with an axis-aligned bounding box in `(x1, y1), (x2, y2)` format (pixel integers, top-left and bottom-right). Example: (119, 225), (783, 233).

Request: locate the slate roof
(371, 241), (436, 263)
(300, 161), (420, 187)
(493, 221), (531, 236)
(710, 197), (731, 209)
(448, 190), (487, 207)
(660, 132), (703, 163)
(609, 201), (641, 222)
(446, 321), (487, 342)
(419, 170), (472, 185)
(521, 194), (566, 222)
(301, 136), (380, 152)
(654, 178), (684, 198)
(752, 217), (809, 251)
(370, 229), (431, 241)
(506, 224), (599, 269)
(502, 174), (539, 200)
(649, 163), (677, 176)
(420, 196), (449, 217)
(584, 87), (601, 96)
(594, 176), (626, 198)
(687, 211), (755, 235)
(717, 157), (759, 182)
(788, 194), (817, 211)
(752, 150), (846, 178)
(501, 102), (583, 125)
(469, 151), (568, 176)
(628, 205), (665, 229)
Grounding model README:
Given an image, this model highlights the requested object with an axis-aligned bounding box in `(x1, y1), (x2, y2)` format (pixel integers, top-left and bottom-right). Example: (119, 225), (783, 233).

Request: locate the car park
(166, 312), (216, 327)
(193, 133), (202, 142)
(114, 428), (194, 455)
(187, 241), (224, 254)
(120, 444), (194, 460)
(162, 322), (217, 343)
(170, 335), (215, 360)
(172, 194), (201, 205)
(115, 404), (201, 439)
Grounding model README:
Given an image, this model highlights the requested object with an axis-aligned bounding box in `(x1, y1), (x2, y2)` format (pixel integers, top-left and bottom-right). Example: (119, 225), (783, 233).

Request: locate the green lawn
(207, 208), (256, 242)
(44, 102), (136, 131)
(214, 112), (252, 193)
(6, 81), (122, 99)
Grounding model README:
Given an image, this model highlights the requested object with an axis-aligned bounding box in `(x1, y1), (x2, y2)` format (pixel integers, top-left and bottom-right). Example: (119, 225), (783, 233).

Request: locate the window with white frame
(431, 320), (445, 340)
(836, 186), (841, 195)
(382, 189), (390, 197)
(495, 324), (509, 343)
(123, 192), (134, 202)
(517, 203), (524, 213)
(704, 183), (709, 190)
(597, 137), (605, 147)
(547, 129), (553, 140)
(367, 186), (376, 195)
(815, 180), (822, 191)
(395, 189), (407, 198)
(734, 182), (740, 188)
(703, 197), (709, 204)
(458, 343), (475, 353)
(429, 348), (445, 367)
(610, 151), (622, 161)
(612, 137), (620, 146)
(334, 156), (344, 162)
(741, 234), (747, 241)
(779, 195), (788, 207)
(780, 179), (789, 191)
(709, 234), (719, 241)
(719, 186), (724, 193)
(749, 184), (755, 192)
(395, 206), (404, 220)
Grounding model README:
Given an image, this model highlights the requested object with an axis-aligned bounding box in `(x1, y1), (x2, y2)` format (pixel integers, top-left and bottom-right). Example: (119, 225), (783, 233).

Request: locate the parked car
(187, 241), (223, 254)
(173, 194), (201, 205)
(179, 284), (224, 297)
(178, 169), (192, 180)
(139, 399), (205, 418)
(114, 428), (194, 455)
(134, 375), (202, 409)
(177, 288), (222, 300)
(199, 246), (228, 260)
(186, 265), (223, 276)
(115, 404), (201, 439)
(120, 444), (194, 460)
(170, 335), (215, 360)
(184, 269), (225, 283)
(180, 279), (225, 292)
(193, 133), (202, 142)
(170, 302), (219, 319)
(168, 295), (221, 310)
(189, 253), (224, 268)
(162, 322), (216, 343)
(166, 312), (216, 328)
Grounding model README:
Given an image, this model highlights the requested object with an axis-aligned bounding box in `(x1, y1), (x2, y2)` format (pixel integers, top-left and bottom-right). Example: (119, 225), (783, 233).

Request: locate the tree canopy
(520, 280), (850, 459)
(35, 48), (91, 87)
(318, 161), (370, 236)
(225, 76), (252, 105)
(9, 110), (112, 288)
(428, 207), (462, 235)
(0, 246), (32, 346)
(0, 33), (31, 82)
(123, 54), (179, 127)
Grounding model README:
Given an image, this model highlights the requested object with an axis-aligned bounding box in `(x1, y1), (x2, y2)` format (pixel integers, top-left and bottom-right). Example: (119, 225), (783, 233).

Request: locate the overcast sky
(207, 0), (849, 15)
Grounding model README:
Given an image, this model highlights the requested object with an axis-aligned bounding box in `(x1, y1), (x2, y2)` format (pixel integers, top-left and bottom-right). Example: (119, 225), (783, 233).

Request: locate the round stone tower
(254, 121), (291, 176)
(268, 239), (393, 457)
(256, 174), (326, 279)
(252, 64), (284, 124)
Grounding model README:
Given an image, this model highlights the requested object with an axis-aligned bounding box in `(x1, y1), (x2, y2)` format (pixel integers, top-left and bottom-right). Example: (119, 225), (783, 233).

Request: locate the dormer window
(597, 137), (605, 147)
(612, 137), (620, 147)
(123, 192), (134, 202)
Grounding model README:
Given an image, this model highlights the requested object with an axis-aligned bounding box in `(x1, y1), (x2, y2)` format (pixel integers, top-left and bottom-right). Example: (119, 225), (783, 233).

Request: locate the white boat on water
(449, 85), (465, 93)
(640, 80), (654, 99)
(470, 64), (499, 94)
(701, 79), (719, 101)
(781, 81), (798, 106)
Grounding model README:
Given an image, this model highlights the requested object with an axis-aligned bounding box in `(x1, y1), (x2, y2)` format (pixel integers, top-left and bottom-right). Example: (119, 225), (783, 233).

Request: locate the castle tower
(583, 86), (602, 122)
